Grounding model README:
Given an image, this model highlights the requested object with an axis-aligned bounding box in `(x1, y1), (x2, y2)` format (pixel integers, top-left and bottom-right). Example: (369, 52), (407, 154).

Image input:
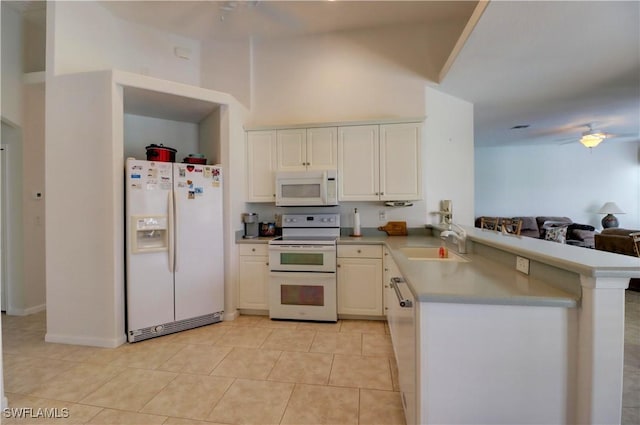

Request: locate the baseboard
(223, 309), (239, 321)
(45, 332), (127, 348)
(6, 303), (46, 316)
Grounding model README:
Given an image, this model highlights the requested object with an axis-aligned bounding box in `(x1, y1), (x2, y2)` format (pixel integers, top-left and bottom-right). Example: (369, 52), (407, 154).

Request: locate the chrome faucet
(440, 223), (467, 254)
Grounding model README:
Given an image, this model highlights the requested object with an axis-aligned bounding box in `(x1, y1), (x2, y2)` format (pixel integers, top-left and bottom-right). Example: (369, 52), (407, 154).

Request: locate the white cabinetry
(383, 247), (401, 317)
(246, 131), (277, 202)
(380, 123), (422, 201)
(337, 245), (383, 316)
(338, 125), (379, 201)
(238, 244), (270, 310)
(338, 122), (421, 201)
(276, 127), (338, 172)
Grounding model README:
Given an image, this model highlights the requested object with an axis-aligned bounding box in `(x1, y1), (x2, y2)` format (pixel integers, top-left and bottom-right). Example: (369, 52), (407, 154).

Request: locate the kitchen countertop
(236, 226), (639, 308)
(378, 235), (579, 307)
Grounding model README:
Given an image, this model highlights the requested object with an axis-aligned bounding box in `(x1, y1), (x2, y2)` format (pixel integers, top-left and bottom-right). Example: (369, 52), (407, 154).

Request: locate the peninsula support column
(576, 276), (629, 424)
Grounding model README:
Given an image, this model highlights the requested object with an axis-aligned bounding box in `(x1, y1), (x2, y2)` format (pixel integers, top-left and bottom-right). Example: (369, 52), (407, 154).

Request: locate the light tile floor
(1, 291), (638, 424)
(2, 314), (405, 425)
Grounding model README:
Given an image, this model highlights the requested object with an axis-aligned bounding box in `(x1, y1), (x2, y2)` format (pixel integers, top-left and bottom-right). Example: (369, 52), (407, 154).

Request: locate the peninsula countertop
(237, 230), (590, 308)
(342, 233), (580, 307)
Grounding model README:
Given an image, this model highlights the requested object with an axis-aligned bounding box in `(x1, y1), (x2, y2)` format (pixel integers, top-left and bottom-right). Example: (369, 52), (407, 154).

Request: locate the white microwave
(275, 170), (338, 206)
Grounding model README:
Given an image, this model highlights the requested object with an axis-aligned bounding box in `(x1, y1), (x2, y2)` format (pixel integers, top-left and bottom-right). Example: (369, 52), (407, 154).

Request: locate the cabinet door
(380, 123), (422, 201)
(246, 131), (277, 202)
(338, 125), (379, 201)
(238, 255), (270, 310)
(306, 127), (338, 171)
(277, 129), (307, 171)
(337, 257), (383, 316)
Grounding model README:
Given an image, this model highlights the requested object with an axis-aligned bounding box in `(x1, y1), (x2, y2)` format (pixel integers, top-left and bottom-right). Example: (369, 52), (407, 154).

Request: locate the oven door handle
(390, 277), (413, 308)
(269, 271), (336, 278)
(268, 245), (336, 252)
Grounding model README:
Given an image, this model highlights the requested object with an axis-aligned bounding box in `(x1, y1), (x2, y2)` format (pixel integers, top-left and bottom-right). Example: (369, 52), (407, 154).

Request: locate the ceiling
(12, 1), (638, 148)
(100, 1), (478, 41)
(439, 1), (640, 148)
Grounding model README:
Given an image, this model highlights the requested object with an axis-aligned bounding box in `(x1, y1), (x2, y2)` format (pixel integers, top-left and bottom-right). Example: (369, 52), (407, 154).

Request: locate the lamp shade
(597, 202), (625, 214)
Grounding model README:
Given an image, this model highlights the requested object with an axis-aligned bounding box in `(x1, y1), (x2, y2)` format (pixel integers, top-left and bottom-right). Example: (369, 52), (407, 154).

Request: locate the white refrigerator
(125, 158), (224, 342)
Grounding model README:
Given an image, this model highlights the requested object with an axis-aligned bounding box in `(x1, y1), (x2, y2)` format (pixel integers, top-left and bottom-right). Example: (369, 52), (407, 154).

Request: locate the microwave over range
(275, 170), (338, 207)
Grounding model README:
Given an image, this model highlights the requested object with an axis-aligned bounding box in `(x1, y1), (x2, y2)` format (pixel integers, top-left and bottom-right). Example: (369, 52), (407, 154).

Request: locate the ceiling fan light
(580, 133), (604, 148)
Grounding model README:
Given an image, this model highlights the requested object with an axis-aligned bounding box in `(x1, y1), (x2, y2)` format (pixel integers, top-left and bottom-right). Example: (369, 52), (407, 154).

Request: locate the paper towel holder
(350, 207), (362, 237)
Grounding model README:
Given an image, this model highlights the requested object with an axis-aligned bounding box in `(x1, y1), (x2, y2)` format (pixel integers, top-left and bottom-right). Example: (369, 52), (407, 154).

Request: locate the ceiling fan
(558, 123), (634, 149)
(577, 124), (609, 148)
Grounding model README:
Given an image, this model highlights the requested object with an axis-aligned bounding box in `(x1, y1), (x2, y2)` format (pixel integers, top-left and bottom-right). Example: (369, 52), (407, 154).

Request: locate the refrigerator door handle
(168, 190), (175, 273)
(173, 190), (179, 272)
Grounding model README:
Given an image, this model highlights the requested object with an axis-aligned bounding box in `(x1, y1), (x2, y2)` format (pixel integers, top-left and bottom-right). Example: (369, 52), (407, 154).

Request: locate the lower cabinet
(337, 245), (383, 316)
(238, 244), (270, 310)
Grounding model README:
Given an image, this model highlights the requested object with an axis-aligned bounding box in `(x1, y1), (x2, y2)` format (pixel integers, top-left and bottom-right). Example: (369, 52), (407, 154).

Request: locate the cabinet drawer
(338, 245), (382, 258)
(238, 244), (269, 256)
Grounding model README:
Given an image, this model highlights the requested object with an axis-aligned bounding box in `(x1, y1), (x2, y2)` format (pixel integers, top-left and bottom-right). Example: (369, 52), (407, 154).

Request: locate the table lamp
(597, 202), (624, 228)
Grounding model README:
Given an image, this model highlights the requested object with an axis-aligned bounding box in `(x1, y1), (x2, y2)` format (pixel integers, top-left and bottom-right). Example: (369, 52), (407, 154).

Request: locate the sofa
(595, 228), (639, 291)
(474, 216), (596, 248)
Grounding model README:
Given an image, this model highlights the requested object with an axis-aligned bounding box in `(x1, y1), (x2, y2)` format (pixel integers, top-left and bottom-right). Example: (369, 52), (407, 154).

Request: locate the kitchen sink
(399, 246), (469, 262)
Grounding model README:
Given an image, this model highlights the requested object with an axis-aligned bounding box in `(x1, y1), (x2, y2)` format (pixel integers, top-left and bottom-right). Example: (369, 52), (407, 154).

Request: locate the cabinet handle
(384, 268), (388, 271)
(251, 248), (256, 252)
(380, 192), (384, 195)
(357, 249), (361, 253)
(337, 264), (341, 268)
(266, 262), (269, 266)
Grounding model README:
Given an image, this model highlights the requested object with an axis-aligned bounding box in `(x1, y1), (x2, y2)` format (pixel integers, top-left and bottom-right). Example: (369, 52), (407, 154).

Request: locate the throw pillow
(545, 226), (568, 243)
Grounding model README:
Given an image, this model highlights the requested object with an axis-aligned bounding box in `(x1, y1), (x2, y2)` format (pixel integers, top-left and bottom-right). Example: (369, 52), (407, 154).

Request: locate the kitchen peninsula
(241, 224), (639, 424)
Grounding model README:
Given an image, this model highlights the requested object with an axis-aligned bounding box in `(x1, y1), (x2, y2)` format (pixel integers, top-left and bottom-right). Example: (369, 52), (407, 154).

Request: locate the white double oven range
(268, 213), (340, 322)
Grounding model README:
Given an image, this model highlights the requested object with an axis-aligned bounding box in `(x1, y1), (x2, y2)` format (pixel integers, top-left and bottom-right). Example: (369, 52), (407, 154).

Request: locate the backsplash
(243, 200), (428, 229)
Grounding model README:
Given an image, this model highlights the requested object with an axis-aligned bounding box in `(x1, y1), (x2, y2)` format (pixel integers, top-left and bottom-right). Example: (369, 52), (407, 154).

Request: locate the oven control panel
(281, 214), (340, 228)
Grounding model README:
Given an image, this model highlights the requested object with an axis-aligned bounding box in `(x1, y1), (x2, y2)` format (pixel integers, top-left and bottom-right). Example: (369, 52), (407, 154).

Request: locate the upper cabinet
(276, 127), (338, 172)
(246, 130), (277, 202)
(246, 119), (422, 203)
(339, 122), (422, 201)
(380, 123), (422, 201)
(338, 125), (380, 201)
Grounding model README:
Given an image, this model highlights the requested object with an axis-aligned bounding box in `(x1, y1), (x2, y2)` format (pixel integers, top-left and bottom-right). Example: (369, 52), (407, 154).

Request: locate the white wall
(424, 86), (475, 226)
(201, 38), (251, 109)
(250, 26), (431, 125)
(23, 7), (46, 73)
(48, 1), (201, 86)
(45, 71), (123, 347)
(21, 83), (46, 313)
(475, 141), (640, 230)
(1, 2), (23, 127)
(123, 114), (199, 161)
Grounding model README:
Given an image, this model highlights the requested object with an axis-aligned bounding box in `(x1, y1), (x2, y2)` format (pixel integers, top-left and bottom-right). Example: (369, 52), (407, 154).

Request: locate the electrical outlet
(516, 256), (530, 275)
(379, 210), (386, 221)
